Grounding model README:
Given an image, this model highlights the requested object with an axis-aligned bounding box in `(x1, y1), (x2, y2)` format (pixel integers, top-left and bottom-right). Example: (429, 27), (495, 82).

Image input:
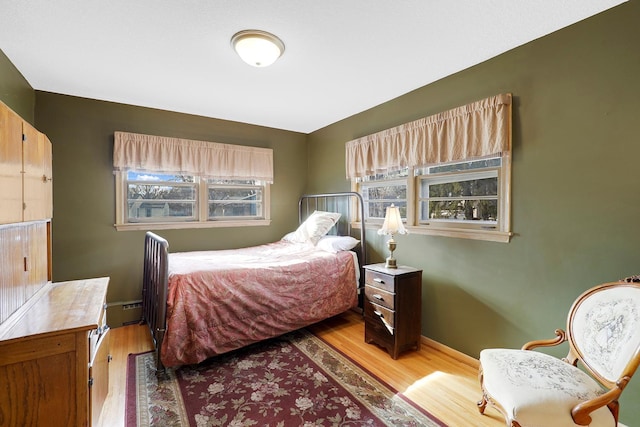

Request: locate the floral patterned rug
(126, 329), (446, 426)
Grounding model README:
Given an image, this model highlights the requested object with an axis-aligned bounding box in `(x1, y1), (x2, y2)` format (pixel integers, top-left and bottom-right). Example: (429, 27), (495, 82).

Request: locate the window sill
(114, 219), (271, 231)
(353, 222), (512, 243)
(404, 226), (512, 243)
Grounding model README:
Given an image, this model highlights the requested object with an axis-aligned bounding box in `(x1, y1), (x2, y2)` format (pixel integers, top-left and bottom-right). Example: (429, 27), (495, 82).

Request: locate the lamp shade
(231, 30), (285, 67)
(377, 204), (407, 236)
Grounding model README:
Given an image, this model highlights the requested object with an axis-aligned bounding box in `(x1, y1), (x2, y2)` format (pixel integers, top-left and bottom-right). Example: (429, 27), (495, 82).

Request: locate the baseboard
(106, 300), (143, 326)
(421, 335), (479, 369)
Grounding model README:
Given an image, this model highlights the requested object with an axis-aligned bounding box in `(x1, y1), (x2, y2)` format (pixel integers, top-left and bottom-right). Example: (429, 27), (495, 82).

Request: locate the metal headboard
(298, 192), (367, 293)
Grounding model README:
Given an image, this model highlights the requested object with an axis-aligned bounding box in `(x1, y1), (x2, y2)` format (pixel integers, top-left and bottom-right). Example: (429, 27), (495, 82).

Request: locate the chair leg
(477, 393), (488, 414)
(478, 365), (488, 414)
(607, 401), (619, 425)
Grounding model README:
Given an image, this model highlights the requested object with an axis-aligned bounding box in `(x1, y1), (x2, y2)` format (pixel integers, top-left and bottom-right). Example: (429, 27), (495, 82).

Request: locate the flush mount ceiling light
(231, 30), (285, 67)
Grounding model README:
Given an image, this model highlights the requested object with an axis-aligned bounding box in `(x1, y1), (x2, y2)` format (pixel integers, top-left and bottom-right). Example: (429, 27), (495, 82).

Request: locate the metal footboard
(142, 231), (169, 372)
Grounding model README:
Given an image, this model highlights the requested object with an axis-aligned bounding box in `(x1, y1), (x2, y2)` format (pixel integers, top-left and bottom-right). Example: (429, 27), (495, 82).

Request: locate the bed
(142, 192), (367, 369)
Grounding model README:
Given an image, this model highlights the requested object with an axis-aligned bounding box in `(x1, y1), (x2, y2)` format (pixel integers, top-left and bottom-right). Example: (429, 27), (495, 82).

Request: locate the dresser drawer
(365, 270), (396, 292)
(364, 285), (395, 310)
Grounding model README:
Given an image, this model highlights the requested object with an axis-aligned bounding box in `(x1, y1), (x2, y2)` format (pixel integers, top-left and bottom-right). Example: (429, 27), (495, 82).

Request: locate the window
(346, 94), (512, 242)
(417, 158), (504, 231)
(207, 179), (264, 220)
(126, 172), (197, 223)
(353, 156), (510, 242)
(113, 131), (272, 231)
(116, 171), (269, 230)
(360, 169), (408, 220)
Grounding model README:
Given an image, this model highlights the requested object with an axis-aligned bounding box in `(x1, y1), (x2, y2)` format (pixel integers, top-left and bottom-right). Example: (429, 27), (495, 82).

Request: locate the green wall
(2, 1), (640, 423)
(33, 92), (308, 325)
(307, 1), (640, 423)
(0, 49), (35, 124)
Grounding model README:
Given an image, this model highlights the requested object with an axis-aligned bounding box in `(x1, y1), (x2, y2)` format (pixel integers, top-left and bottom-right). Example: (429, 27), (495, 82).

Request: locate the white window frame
(206, 179), (266, 221)
(114, 171), (270, 231)
(360, 177), (409, 221)
(352, 154), (511, 242)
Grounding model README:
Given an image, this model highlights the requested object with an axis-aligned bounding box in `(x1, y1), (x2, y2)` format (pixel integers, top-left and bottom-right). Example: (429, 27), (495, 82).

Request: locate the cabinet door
(0, 222), (49, 324)
(0, 350), (77, 427)
(23, 124), (53, 221)
(24, 221), (50, 300)
(0, 105), (23, 224)
(40, 133), (53, 218)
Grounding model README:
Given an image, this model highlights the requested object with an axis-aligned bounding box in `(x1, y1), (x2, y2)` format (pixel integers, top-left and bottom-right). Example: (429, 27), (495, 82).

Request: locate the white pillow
(281, 231), (297, 242)
(317, 235), (360, 253)
(286, 210), (341, 245)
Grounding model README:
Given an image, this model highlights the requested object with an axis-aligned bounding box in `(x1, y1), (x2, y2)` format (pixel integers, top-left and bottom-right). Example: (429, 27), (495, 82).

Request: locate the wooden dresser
(364, 263), (422, 359)
(0, 277), (110, 427)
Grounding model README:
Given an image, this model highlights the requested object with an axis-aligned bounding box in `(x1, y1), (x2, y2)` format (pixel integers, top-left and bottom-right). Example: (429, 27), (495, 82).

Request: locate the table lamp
(377, 204), (407, 268)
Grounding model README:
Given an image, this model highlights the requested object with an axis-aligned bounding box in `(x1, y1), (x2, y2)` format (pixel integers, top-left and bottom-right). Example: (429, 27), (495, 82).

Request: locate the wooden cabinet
(364, 264), (422, 359)
(0, 105), (23, 224)
(0, 101), (53, 225)
(0, 277), (110, 427)
(0, 222), (50, 325)
(23, 127), (53, 221)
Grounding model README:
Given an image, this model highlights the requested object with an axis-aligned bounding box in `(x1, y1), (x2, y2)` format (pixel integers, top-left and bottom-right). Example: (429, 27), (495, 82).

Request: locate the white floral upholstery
(572, 287), (640, 383)
(478, 281), (640, 427)
(480, 349), (614, 427)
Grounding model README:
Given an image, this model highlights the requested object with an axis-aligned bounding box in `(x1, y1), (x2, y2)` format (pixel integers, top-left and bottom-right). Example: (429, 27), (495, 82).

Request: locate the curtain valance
(345, 93), (512, 179)
(113, 131), (274, 183)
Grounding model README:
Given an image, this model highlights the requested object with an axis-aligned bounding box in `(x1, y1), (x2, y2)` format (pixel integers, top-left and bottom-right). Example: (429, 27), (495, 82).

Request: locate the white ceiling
(0, 0), (626, 133)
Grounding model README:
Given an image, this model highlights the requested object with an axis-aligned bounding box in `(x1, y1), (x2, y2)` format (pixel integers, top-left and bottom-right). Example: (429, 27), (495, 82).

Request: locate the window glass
(360, 169), (408, 220)
(207, 179), (264, 220)
(419, 172), (498, 224)
(126, 172), (197, 222)
(418, 160), (501, 229)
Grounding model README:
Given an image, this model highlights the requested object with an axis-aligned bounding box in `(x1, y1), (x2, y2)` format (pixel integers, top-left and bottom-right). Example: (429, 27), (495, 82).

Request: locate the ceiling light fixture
(231, 30), (285, 67)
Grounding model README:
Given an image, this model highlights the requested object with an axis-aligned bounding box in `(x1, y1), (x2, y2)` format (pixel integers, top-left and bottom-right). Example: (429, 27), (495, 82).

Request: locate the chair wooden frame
(478, 281), (640, 427)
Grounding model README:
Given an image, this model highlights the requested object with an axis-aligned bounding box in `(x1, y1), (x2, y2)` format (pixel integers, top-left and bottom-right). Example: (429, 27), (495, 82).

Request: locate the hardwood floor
(97, 311), (506, 427)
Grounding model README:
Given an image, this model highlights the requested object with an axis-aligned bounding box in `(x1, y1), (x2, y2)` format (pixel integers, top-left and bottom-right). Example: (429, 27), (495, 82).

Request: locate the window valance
(345, 93), (512, 179)
(113, 131), (274, 183)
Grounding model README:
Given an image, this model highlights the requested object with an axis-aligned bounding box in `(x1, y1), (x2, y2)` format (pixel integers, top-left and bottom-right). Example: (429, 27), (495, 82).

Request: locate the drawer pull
(372, 294), (384, 301)
(373, 278), (385, 284)
(374, 310), (384, 318)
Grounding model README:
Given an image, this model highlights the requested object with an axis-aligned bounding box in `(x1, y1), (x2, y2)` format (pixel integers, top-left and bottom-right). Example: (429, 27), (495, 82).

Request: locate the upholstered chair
(477, 280), (640, 427)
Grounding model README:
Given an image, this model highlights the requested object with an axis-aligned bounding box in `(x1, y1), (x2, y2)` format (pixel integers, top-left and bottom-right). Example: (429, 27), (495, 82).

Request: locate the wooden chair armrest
(571, 382), (625, 425)
(521, 329), (567, 350)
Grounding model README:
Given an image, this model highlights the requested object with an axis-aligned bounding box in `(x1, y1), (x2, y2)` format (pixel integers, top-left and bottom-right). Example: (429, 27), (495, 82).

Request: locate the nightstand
(363, 263), (422, 359)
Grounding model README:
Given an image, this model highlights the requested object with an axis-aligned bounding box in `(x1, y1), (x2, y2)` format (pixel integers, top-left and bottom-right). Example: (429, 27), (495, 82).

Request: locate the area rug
(126, 329), (446, 426)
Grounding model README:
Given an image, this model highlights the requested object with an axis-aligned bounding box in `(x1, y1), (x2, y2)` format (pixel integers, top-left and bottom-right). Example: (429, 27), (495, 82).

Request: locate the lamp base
(384, 256), (398, 269)
(385, 237), (398, 269)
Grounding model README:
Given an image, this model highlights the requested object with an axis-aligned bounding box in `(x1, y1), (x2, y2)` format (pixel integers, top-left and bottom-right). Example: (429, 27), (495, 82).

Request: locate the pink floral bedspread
(161, 241), (358, 367)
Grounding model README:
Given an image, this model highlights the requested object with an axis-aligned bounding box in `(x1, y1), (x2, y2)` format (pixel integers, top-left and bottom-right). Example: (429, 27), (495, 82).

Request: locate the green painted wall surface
(308, 2), (640, 423)
(0, 49), (35, 124)
(3, 2), (640, 423)
(33, 92), (307, 326)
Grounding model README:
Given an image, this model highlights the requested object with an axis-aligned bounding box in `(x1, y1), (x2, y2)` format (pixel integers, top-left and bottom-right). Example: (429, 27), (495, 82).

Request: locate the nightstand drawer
(365, 270), (396, 292)
(365, 300), (395, 329)
(364, 285), (395, 310)
(365, 317), (394, 346)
